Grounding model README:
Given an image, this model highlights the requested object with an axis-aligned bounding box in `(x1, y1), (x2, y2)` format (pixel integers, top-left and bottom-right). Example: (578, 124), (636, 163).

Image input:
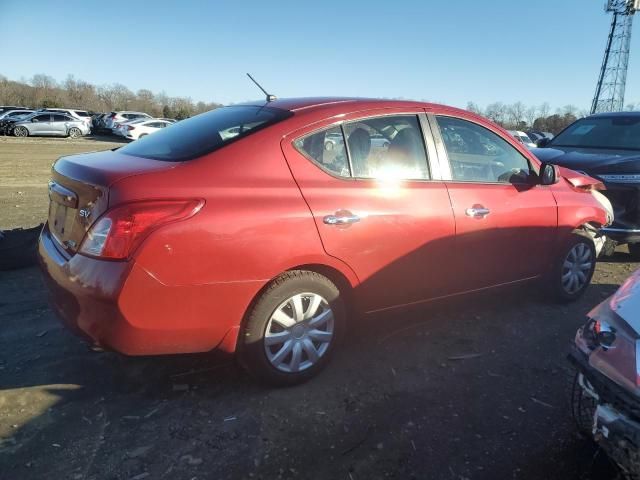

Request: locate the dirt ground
(1, 136), (638, 479)
(0, 136), (125, 230)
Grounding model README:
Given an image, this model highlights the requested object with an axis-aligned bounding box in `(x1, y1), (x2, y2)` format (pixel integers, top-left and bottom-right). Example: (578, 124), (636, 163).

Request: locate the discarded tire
(0, 224), (42, 270)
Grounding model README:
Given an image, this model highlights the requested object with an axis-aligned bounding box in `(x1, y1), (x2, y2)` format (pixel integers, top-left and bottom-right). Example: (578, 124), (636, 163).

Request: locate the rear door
(51, 114), (70, 135)
(429, 112), (558, 290)
(282, 110), (457, 313)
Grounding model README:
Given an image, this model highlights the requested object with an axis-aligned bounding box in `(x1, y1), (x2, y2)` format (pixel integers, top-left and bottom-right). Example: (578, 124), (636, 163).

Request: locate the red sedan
(39, 98), (611, 385)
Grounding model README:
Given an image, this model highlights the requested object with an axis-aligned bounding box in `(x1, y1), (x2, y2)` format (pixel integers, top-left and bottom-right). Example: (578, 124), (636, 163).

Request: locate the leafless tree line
(466, 100), (638, 134)
(0, 73), (222, 119)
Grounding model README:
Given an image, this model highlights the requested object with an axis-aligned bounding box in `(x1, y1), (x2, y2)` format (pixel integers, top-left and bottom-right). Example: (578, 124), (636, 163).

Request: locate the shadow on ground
(0, 256), (635, 479)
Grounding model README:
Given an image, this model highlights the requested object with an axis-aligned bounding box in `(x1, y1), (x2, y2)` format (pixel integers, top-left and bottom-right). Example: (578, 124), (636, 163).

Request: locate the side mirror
(536, 137), (550, 148)
(540, 163), (560, 185)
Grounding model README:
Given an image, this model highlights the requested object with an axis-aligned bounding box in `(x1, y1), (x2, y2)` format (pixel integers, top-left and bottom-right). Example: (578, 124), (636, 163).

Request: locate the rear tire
(547, 233), (596, 302)
(68, 127), (81, 138)
(238, 270), (345, 386)
(629, 243), (640, 260)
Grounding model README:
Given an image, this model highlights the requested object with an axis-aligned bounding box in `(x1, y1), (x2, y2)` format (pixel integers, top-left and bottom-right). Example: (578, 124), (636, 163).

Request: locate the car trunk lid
(48, 149), (178, 254)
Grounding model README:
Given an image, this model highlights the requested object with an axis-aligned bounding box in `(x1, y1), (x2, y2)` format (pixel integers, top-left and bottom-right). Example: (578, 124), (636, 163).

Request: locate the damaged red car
(39, 97), (612, 385)
(571, 268), (640, 478)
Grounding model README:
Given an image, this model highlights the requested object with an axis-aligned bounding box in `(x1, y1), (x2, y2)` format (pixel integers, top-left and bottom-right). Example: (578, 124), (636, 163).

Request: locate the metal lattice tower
(591, 0), (638, 114)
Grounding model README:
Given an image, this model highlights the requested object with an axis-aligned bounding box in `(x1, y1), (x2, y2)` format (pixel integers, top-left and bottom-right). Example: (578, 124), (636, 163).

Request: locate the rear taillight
(110, 113), (117, 119)
(79, 200), (204, 260)
(127, 125), (135, 131)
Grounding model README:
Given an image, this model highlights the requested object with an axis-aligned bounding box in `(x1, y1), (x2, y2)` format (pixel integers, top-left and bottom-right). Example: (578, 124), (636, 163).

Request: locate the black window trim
(432, 113), (538, 185)
(292, 112), (437, 183)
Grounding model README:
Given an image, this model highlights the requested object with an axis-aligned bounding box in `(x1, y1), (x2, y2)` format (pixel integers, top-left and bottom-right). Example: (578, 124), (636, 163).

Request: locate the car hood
(532, 146), (640, 174)
(608, 268), (640, 333)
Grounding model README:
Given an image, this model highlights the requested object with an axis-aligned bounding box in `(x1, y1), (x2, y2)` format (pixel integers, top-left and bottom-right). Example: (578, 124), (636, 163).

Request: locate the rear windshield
(119, 106), (291, 161)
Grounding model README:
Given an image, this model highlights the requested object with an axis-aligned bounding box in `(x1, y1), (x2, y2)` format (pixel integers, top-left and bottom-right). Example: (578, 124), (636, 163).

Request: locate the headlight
(599, 174), (640, 183)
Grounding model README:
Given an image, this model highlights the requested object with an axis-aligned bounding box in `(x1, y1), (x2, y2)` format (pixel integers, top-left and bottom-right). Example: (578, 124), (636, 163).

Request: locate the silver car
(12, 112), (90, 138)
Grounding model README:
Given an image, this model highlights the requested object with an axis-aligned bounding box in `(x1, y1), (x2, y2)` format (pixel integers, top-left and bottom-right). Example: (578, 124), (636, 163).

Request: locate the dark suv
(534, 112), (640, 258)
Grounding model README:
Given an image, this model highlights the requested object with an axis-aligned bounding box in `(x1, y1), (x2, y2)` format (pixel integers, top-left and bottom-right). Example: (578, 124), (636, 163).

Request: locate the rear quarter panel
(108, 126), (358, 347)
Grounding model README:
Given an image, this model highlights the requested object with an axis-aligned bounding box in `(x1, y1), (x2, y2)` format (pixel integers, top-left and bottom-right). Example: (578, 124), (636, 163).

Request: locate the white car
(116, 118), (173, 140)
(44, 108), (92, 127)
(508, 130), (537, 149)
(106, 111), (152, 131)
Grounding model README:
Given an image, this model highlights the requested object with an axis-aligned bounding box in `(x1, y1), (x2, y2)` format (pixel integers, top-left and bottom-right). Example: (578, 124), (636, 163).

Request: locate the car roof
(235, 97), (455, 113)
(588, 111), (640, 118)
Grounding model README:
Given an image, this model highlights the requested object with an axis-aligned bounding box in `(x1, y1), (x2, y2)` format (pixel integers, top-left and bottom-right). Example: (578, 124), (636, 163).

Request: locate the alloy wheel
(264, 292), (334, 373)
(14, 126), (27, 137)
(561, 243), (594, 294)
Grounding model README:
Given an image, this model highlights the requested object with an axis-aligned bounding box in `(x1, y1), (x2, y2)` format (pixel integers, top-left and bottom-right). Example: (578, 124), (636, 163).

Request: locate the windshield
(551, 116), (640, 151)
(119, 105), (292, 161)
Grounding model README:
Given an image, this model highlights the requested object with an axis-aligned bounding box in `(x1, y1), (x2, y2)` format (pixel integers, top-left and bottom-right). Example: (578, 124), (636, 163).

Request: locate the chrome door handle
(465, 207), (490, 218)
(323, 213), (360, 225)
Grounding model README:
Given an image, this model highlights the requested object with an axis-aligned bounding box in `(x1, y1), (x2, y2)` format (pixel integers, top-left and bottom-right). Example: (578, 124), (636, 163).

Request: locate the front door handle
(465, 206), (490, 218)
(323, 212), (360, 225)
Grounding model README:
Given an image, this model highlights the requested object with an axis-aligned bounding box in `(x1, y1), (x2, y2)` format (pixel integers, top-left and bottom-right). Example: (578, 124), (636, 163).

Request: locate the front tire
(628, 243), (640, 260)
(238, 270), (345, 386)
(13, 126), (28, 137)
(548, 234), (596, 302)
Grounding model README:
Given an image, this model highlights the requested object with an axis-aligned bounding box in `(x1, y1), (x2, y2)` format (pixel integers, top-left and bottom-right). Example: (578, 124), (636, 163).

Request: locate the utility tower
(591, 0), (638, 114)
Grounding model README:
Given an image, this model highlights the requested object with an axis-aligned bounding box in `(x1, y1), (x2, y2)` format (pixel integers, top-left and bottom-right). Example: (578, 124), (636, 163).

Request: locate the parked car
(12, 112), (90, 138)
(508, 130), (537, 149)
(105, 111), (152, 131)
(534, 112), (640, 259)
(570, 268), (640, 479)
(0, 105), (28, 114)
(42, 108), (92, 127)
(0, 109), (34, 120)
(527, 130), (554, 143)
(39, 98), (611, 385)
(114, 118), (174, 140)
(0, 110), (35, 135)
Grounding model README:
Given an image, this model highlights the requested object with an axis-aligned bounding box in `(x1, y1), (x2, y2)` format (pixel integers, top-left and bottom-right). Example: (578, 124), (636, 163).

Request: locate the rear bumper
(38, 224), (248, 355)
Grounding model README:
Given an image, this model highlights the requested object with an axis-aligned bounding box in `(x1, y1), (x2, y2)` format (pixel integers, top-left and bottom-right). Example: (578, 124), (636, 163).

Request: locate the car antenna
(246, 73), (277, 102)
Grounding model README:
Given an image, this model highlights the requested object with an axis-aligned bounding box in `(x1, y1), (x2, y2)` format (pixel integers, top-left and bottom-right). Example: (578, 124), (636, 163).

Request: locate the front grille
(602, 184), (640, 227)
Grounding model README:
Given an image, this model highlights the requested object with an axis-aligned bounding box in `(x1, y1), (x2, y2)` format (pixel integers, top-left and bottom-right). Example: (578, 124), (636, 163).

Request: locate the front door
(282, 111), (457, 313)
(30, 113), (51, 135)
(431, 114), (558, 291)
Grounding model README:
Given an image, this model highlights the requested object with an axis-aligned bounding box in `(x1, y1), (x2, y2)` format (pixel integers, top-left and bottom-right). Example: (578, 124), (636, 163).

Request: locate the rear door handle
(323, 212), (360, 225)
(465, 206), (490, 218)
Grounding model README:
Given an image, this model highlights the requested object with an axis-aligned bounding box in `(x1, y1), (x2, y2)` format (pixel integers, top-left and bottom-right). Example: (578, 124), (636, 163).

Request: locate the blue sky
(1, 0), (639, 110)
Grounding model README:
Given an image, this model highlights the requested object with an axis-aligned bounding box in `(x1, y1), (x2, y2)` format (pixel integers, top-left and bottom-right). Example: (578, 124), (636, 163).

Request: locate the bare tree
(507, 102), (526, 129)
(466, 101), (483, 116)
(525, 106), (537, 128)
(485, 102), (507, 125)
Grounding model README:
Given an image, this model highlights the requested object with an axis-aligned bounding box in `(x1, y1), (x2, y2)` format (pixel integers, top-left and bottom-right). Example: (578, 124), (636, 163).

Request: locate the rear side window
(120, 106), (292, 161)
(294, 114), (430, 180)
(294, 126), (350, 177)
(52, 114), (69, 122)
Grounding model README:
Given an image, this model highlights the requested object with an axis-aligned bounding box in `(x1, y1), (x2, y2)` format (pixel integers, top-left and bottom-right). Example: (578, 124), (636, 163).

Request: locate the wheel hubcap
(264, 292), (334, 373)
(561, 243), (593, 294)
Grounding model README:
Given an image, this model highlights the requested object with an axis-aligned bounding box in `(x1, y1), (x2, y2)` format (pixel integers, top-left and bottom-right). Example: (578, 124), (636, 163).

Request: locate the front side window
(437, 116), (531, 183)
(33, 114), (50, 123)
(294, 114), (430, 180)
